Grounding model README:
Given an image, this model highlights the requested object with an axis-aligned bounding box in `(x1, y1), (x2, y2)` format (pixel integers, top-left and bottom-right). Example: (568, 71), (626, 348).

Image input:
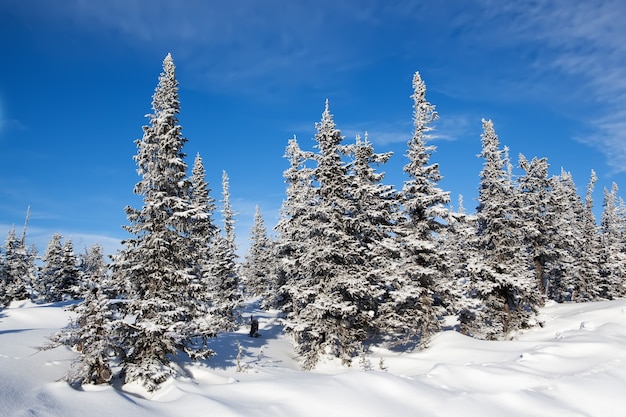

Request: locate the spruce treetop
(152, 53), (180, 117)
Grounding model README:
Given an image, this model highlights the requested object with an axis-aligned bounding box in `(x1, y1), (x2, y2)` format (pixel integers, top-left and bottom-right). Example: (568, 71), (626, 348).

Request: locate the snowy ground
(1, 299), (626, 417)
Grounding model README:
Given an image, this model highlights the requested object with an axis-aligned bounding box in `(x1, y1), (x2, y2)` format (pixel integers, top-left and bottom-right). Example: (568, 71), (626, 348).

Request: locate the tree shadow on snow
(365, 333), (422, 354)
(204, 302), (285, 370)
(0, 328), (34, 336)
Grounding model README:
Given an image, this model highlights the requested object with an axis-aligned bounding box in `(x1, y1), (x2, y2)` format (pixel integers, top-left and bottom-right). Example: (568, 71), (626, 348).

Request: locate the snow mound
(2, 299), (626, 416)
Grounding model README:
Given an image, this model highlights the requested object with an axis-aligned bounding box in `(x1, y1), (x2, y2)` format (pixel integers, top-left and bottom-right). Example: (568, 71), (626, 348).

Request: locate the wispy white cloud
(1, 1), (386, 97)
(432, 114), (475, 142)
(55, 232), (124, 258)
(0, 222), (123, 258)
(470, 0), (626, 173)
(578, 109), (626, 175)
(0, 95), (27, 138)
(0, 190), (128, 258)
(0, 118), (27, 139)
(341, 121), (411, 147)
(7, 0), (624, 174)
(340, 112), (475, 147)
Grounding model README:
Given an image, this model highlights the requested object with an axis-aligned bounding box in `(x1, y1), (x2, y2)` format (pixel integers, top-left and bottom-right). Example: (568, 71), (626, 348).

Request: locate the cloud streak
(5, 1), (625, 174)
(0, 221), (123, 258)
(12, 1), (371, 91)
(0, 118), (27, 138)
(472, 0), (626, 173)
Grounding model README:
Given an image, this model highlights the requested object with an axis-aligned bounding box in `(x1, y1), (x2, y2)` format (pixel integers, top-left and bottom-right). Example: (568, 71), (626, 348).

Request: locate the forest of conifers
(1, 54), (623, 391)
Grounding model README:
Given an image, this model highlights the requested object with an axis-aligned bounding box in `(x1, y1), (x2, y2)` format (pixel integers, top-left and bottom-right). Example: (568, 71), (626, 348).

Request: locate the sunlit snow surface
(1, 299), (626, 416)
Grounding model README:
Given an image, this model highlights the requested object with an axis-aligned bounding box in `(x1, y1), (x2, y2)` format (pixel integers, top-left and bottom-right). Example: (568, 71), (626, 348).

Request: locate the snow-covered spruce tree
(615, 194), (626, 296)
(575, 170), (604, 301)
(45, 286), (122, 386)
(77, 244), (109, 297)
(1, 224), (35, 306)
(208, 170), (241, 331)
(273, 136), (316, 312)
(0, 247), (4, 307)
(61, 239), (81, 298)
(389, 72), (450, 348)
(463, 119), (537, 340)
(343, 134), (402, 342)
(242, 205), (276, 301)
(187, 153), (218, 307)
(281, 102), (363, 368)
(547, 170), (591, 302)
(39, 233), (80, 302)
(440, 195), (476, 318)
(38, 233), (63, 301)
(598, 183), (626, 298)
(516, 154), (555, 302)
(345, 134), (400, 272)
(109, 54), (215, 391)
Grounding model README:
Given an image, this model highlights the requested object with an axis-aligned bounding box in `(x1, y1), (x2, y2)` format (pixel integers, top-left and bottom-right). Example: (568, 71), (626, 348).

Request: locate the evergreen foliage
(45, 287), (121, 386)
(599, 183), (626, 298)
(440, 196), (476, 317)
(274, 137), (316, 312)
(389, 72), (450, 347)
(39, 233), (80, 302)
(282, 101), (365, 368)
(547, 171), (591, 302)
(281, 102), (407, 367)
(281, 103), (383, 367)
(577, 171), (604, 300)
(242, 205), (276, 302)
(1, 224), (35, 306)
(77, 244), (109, 296)
(29, 58), (626, 382)
(106, 54), (216, 390)
(345, 134), (401, 346)
(208, 170), (241, 331)
(188, 153), (217, 268)
(464, 120), (539, 339)
(187, 153), (219, 310)
(517, 154), (554, 301)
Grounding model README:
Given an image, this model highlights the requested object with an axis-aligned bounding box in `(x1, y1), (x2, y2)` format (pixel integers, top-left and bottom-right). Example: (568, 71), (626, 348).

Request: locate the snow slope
(1, 299), (626, 416)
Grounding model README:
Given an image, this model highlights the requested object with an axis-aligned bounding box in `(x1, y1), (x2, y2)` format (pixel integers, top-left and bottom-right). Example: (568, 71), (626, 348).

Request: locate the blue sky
(1, 1), (625, 257)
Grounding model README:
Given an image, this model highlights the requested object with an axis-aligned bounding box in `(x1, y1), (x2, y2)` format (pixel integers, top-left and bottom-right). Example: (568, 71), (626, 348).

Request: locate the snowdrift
(1, 299), (626, 416)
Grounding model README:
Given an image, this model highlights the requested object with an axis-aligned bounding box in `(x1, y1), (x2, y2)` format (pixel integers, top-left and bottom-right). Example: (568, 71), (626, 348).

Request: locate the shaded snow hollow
(1, 299), (626, 416)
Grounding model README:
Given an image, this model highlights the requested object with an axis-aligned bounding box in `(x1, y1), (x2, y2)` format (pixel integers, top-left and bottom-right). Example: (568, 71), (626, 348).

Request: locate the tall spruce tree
(108, 54), (215, 391)
(517, 154), (554, 301)
(547, 170), (589, 302)
(440, 195), (476, 318)
(391, 72), (450, 347)
(39, 234), (79, 302)
(60, 238), (80, 299)
(344, 134), (399, 277)
(284, 102), (375, 368)
(464, 119), (537, 339)
(242, 205), (275, 301)
(1, 223), (35, 305)
(576, 170), (603, 301)
(599, 183), (626, 298)
(188, 153), (218, 306)
(274, 137), (316, 312)
(78, 244), (109, 295)
(38, 233), (63, 301)
(343, 134), (401, 345)
(208, 170), (241, 331)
